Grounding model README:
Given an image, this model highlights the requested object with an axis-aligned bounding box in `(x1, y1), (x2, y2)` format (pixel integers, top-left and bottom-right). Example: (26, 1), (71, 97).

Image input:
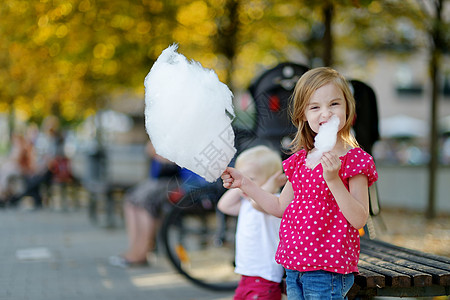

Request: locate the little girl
(222, 67), (378, 300)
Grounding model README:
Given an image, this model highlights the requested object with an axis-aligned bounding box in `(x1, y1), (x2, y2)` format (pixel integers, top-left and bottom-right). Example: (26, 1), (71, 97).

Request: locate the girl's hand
(321, 152), (341, 182)
(221, 167), (245, 189)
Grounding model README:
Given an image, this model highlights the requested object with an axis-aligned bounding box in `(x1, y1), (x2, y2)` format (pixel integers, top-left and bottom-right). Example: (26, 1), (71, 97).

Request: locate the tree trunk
(216, 0), (240, 88)
(426, 0), (443, 219)
(8, 105), (15, 151)
(427, 47), (439, 219)
(322, 2), (334, 67)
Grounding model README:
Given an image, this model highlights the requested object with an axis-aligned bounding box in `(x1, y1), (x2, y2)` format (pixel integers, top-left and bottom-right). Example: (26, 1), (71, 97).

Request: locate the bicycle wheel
(161, 198), (239, 291)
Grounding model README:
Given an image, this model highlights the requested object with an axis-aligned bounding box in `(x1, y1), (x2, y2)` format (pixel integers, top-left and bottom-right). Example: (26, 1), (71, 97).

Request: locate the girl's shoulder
(283, 149), (307, 165)
(341, 147), (378, 185)
(282, 150), (307, 179)
(344, 147), (374, 159)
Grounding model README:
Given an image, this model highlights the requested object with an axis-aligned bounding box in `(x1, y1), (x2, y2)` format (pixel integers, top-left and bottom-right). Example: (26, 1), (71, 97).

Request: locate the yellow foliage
(176, 1), (210, 26)
(93, 43), (116, 59)
(136, 21), (151, 35)
(78, 0), (91, 13)
(0, 0), (428, 125)
(55, 24), (69, 38)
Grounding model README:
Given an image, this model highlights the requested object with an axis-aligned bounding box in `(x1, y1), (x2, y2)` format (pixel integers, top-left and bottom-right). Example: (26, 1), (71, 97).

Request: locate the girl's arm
(261, 171), (287, 193)
(251, 170), (287, 213)
(222, 167), (294, 218)
(321, 152), (369, 229)
(217, 188), (243, 216)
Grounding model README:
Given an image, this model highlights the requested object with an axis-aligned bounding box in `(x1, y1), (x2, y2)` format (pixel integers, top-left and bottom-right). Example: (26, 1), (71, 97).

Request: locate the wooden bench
(348, 238), (450, 299)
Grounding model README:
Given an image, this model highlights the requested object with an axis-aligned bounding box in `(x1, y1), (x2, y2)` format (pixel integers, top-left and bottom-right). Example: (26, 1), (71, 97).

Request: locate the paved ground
(0, 206), (234, 300)
(1, 195), (448, 300)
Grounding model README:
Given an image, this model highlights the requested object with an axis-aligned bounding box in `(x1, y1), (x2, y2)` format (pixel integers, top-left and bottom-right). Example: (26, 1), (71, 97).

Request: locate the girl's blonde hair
(235, 145), (282, 182)
(288, 67), (358, 153)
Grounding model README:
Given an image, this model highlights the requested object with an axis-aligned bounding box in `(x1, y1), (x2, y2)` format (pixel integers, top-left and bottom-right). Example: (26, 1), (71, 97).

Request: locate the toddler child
(218, 145), (286, 300)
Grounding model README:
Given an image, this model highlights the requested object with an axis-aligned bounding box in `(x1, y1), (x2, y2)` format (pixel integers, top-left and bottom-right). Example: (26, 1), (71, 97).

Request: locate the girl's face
(303, 83), (347, 134)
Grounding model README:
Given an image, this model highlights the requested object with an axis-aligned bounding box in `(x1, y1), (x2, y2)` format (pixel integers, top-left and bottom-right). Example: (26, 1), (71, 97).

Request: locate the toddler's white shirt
(234, 198), (284, 282)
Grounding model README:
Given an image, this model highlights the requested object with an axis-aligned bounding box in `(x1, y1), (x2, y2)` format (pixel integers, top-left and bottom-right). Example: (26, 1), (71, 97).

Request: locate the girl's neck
(333, 138), (352, 156)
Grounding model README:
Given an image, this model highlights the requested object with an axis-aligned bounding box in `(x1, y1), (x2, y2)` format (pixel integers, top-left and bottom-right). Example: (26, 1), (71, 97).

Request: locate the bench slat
(356, 265), (386, 288)
(358, 255), (411, 287)
(360, 248), (433, 287)
(361, 241), (450, 286)
(365, 239), (450, 265)
(348, 239), (450, 299)
(362, 239), (450, 273)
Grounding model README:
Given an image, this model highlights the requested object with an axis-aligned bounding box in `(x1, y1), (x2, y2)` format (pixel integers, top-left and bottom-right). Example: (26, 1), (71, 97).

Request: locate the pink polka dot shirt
(276, 148), (378, 274)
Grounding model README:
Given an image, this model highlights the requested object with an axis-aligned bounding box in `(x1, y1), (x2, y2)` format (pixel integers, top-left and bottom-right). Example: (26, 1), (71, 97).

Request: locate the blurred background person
(109, 141), (181, 267)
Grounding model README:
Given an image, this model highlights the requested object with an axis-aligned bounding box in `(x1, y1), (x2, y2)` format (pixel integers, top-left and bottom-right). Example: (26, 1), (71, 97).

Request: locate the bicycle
(161, 181), (239, 291)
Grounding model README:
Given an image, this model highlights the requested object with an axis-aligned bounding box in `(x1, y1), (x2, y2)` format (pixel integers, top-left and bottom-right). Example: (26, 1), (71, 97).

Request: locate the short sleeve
(282, 150), (306, 181)
(342, 148), (378, 187)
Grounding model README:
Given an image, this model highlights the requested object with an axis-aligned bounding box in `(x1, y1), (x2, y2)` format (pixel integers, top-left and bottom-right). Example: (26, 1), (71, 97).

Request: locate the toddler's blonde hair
(235, 145), (282, 183)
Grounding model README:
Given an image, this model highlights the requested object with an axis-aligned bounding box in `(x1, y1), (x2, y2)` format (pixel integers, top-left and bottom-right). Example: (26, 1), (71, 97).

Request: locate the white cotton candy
(144, 44), (236, 182)
(306, 115), (340, 169)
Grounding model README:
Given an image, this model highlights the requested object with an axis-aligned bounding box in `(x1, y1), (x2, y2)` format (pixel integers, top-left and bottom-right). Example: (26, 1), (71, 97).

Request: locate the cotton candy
(144, 44), (236, 182)
(306, 115), (340, 169)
